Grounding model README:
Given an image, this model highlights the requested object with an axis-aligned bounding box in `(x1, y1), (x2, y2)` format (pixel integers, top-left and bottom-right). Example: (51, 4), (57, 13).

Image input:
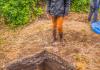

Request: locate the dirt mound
(5, 50), (75, 70)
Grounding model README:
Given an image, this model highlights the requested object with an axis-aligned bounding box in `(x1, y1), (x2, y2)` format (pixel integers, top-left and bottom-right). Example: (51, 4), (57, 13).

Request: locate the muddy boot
(59, 32), (63, 41)
(59, 32), (65, 46)
(53, 28), (57, 41)
(51, 29), (57, 46)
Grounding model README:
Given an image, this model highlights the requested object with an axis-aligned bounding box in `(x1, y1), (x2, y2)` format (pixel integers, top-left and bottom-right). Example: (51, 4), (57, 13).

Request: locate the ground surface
(0, 13), (100, 70)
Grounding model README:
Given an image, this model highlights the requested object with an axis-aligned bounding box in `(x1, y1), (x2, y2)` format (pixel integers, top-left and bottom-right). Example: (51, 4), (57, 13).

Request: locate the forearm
(64, 0), (71, 15)
(46, 0), (51, 13)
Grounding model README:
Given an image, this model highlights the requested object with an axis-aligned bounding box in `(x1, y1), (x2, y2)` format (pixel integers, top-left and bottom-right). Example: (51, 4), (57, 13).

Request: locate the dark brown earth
(0, 13), (100, 70)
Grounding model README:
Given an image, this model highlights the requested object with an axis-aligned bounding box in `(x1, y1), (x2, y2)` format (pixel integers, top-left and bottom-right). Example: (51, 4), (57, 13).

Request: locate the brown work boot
(51, 29), (57, 46)
(53, 29), (57, 41)
(59, 32), (63, 42)
(59, 32), (65, 46)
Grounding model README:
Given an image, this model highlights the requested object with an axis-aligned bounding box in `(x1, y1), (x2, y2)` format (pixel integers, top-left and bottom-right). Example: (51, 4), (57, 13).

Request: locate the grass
(0, 37), (5, 45)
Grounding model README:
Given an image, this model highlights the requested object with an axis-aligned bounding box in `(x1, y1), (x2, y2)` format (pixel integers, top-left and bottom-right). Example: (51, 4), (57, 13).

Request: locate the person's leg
(51, 16), (57, 42)
(88, 6), (94, 21)
(93, 8), (98, 22)
(92, 0), (99, 22)
(56, 16), (64, 42)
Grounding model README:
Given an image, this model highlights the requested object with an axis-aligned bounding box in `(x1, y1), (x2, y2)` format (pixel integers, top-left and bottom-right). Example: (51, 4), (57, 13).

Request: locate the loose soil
(0, 13), (100, 70)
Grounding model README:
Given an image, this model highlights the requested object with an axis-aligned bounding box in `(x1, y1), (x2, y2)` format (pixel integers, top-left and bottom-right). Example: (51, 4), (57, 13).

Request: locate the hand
(64, 16), (68, 19)
(47, 13), (52, 19)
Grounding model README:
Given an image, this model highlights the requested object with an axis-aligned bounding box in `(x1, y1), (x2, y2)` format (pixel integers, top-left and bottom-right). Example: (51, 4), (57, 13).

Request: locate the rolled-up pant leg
(56, 16), (64, 41)
(57, 16), (64, 33)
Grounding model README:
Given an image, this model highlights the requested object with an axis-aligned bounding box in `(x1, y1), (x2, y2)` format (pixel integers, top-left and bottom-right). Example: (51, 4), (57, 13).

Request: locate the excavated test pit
(5, 50), (75, 70)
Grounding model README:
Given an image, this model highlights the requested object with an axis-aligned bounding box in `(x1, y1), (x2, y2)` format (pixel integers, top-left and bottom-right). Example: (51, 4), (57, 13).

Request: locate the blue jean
(88, 0), (100, 22)
(88, 6), (99, 22)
